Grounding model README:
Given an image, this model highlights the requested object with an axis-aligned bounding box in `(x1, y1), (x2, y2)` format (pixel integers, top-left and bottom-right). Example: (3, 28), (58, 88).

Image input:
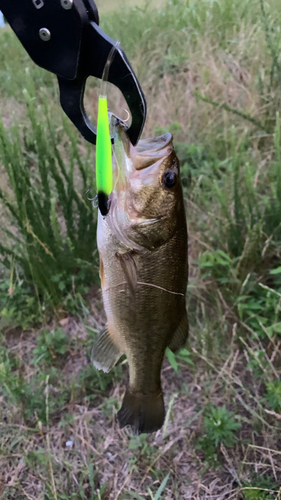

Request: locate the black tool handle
(0, 0), (146, 145)
(58, 21), (147, 145)
(0, 0), (90, 79)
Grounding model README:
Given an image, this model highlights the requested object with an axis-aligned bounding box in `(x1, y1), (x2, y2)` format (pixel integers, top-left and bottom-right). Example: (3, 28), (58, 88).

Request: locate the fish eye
(162, 170), (177, 189)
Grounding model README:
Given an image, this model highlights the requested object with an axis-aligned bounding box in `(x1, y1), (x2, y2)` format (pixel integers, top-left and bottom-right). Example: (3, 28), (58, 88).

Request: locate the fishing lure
(96, 95), (113, 216)
(96, 42), (121, 216)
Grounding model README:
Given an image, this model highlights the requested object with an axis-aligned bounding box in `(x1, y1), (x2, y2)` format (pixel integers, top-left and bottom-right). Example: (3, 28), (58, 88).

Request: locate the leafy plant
(245, 349), (268, 379)
(78, 362), (123, 397)
(99, 396), (119, 417)
(33, 328), (70, 365)
(0, 274), (41, 330)
(0, 359), (68, 423)
(235, 269), (281, 340)
(200, 405), (241, 452)
(243, 473), (278, 500)
(166, 347), (194, 373)
(265, 380), (281, 412)
(128, 433), (155, 455)
(166, 347), (179, 373)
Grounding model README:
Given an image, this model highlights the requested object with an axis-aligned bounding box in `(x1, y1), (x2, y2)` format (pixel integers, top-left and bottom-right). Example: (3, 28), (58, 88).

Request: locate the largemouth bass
(93, 121), (188, 435)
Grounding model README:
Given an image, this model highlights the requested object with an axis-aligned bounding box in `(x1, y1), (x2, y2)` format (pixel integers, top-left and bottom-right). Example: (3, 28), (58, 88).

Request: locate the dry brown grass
(139, 30), (270, 145)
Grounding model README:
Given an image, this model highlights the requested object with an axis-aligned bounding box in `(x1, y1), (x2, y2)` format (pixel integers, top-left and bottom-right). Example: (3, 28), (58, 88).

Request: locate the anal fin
(92, 329), (121, 373)
(168, 311), (189, 352)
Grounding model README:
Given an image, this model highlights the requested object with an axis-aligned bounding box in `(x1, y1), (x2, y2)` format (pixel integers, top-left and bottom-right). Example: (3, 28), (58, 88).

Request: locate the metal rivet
(61, 0), (73, 10)
(32, 0), (44, 9)
(39, 28), (51, 41)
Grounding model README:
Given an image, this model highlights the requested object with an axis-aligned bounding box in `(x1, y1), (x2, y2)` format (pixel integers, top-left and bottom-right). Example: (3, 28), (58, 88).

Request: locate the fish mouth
(112, 119), (173, 173)
(135, 133), (173, 154)
(134, 133), (173, 170)
(112, 122), (174, 192)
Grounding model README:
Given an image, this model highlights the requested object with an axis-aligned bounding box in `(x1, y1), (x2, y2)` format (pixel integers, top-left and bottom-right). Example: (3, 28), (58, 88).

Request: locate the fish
(92, 120), (188, 435)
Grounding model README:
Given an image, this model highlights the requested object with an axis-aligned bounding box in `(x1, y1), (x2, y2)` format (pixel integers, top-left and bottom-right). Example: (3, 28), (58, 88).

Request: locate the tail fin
(117, 389), (165, 435)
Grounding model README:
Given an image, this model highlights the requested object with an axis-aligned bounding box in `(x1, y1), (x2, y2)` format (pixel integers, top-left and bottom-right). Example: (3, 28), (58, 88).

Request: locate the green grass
(99, 0), (164, 15)
(1, 0), (281, 498)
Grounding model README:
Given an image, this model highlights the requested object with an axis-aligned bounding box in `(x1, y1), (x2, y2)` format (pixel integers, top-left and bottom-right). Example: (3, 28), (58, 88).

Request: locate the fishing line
(100, 41), (121, 98)
(136, 282), (185, 297)
(104, 281), (185, 297)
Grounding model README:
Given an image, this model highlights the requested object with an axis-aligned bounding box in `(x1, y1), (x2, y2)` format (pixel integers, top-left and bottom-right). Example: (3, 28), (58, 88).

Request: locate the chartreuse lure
(96, 95), (112, 216)
(96, 42), (121, 216)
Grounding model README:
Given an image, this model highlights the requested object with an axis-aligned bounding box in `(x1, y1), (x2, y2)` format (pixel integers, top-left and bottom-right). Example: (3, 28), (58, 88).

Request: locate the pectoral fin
(169, 311), (189, 352)
(116, 251), (137, 297)
(92, 329), (121, 373)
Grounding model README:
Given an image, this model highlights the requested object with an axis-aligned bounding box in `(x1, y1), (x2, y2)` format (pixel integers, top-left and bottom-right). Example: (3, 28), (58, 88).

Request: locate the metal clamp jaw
(0, 0), (147, 145)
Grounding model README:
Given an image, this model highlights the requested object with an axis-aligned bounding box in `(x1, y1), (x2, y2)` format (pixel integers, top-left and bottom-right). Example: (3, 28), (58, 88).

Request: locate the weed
(33, 328), (70, 365)
(198, 405), (241, 454)
(0, 81), (98, 313)
(0, 274), (41, 329)
(78, 362), (123, 397)
(166, 346), (194, 373)
(243, 474), (278, 500)
(265, 380), (281, 413)
(128, 434), (155, 455)
(147, 473), (170, 500)
(166, 348), (179, 373)
(0, 360), (68, 423)
(99, 396), (119, 417)
(245, 349), (269, 379)
(127, 473), (170, 500)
